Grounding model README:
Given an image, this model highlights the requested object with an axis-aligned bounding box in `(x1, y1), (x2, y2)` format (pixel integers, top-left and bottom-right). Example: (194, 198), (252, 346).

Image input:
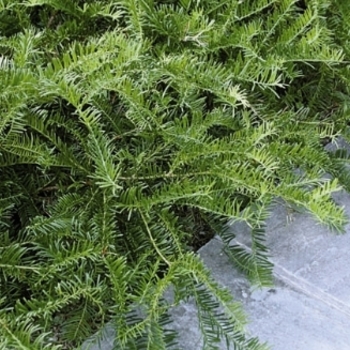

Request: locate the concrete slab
(197, 237), (350, 350)
(229, 192), (350, 309)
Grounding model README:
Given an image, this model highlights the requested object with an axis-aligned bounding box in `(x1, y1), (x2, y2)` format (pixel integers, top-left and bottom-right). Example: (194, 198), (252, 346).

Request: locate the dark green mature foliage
(1, 0), (350, 349)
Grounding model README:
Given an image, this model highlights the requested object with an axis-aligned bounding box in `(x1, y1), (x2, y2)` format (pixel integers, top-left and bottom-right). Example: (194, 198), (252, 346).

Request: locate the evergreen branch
(139, 209), (172, 267)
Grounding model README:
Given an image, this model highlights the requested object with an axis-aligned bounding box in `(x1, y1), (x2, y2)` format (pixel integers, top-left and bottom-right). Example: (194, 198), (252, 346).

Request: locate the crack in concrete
(234, 239), (350, 319)
(272, 262), (350, 319)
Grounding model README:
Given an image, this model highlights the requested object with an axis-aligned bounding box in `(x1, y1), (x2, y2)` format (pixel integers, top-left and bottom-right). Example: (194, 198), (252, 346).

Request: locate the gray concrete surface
(213, 197), (350, 350)
(82, 140), (350, 349)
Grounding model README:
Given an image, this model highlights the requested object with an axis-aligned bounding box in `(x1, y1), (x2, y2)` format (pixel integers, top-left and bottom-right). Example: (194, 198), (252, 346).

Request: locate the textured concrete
(215, 196), (350, 347)
(82, 140), (350, 349)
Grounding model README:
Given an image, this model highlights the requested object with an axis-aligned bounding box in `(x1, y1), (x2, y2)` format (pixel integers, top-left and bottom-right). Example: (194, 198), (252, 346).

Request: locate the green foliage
(1, 0), (350, 349)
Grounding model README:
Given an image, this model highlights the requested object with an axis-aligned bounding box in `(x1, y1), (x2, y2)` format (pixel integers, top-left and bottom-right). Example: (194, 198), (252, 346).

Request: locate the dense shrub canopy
(1, 0), (350, 349)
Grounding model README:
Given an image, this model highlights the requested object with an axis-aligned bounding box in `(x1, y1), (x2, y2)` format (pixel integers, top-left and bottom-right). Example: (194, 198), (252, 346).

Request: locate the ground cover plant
(1, 0), (350, 349)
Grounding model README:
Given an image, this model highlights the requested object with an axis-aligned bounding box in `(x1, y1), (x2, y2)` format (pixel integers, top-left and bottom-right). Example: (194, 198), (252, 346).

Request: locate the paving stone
(197, 237), (350, 350)
(229, 191), (350, 308)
